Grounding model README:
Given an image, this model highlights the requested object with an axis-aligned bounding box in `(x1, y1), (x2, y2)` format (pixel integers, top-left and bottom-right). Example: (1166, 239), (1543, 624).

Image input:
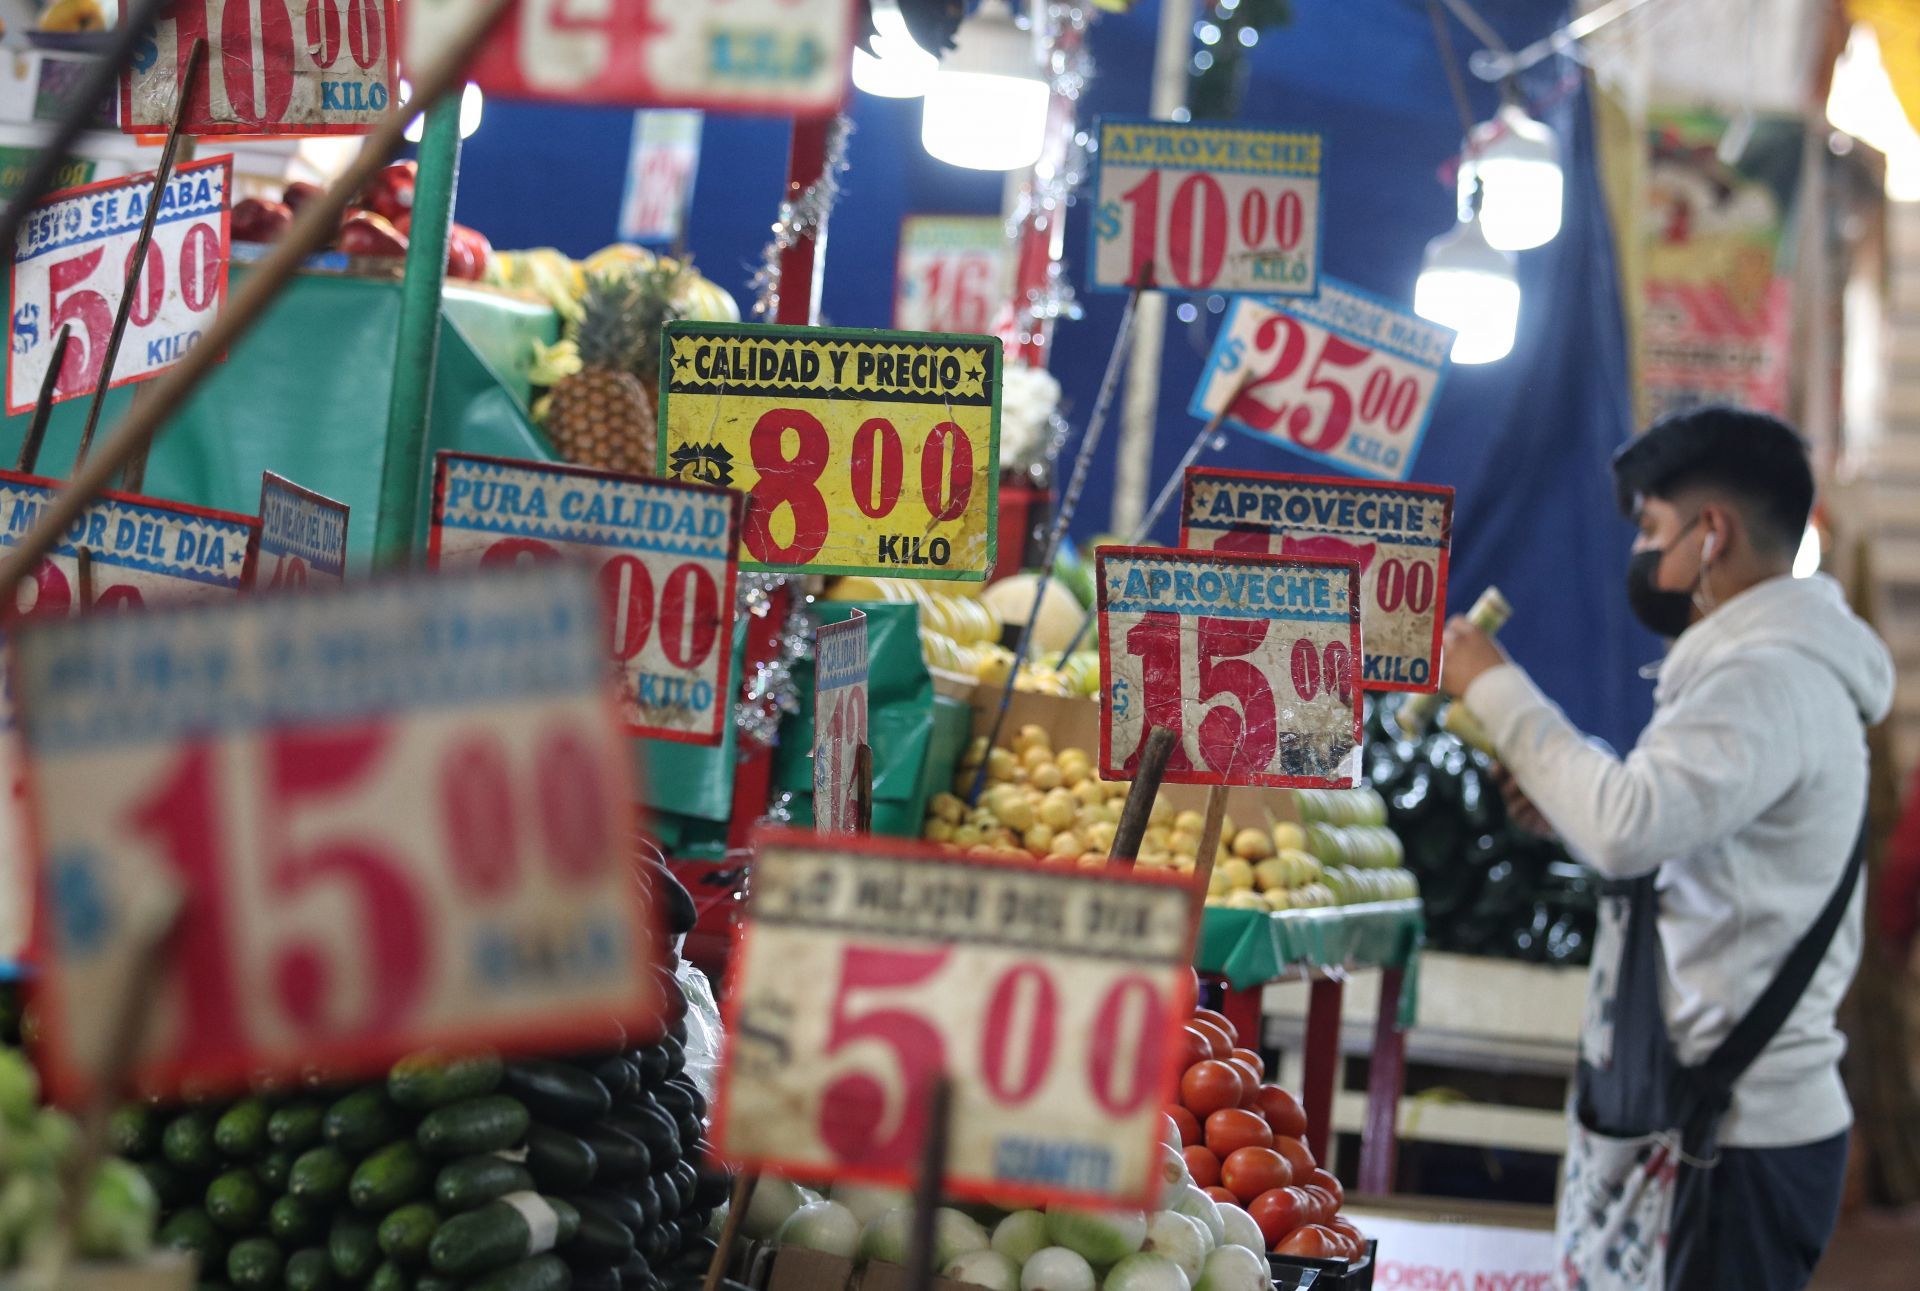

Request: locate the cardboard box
(751, 1245), (978, 1291)
(1344, 1195), (1557, 1291)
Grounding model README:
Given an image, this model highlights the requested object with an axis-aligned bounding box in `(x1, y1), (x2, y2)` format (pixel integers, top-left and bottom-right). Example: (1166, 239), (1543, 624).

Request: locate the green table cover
(1196, 899), (1425, 1027)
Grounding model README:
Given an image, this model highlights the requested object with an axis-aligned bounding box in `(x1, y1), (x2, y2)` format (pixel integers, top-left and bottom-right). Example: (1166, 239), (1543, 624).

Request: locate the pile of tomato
(1171, 1006), (1368, 1264)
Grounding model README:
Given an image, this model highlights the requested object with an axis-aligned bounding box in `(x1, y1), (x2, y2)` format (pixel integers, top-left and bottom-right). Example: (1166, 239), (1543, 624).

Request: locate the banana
(39, 0), (105, 32)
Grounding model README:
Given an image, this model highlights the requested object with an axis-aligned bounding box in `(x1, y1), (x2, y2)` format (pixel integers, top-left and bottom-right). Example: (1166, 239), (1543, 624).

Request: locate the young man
(1440, 407), (1894, 1291)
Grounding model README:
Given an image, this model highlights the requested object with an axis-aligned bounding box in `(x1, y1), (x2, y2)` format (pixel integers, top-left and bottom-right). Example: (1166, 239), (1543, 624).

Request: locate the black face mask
(1625, 517), (1701, 639)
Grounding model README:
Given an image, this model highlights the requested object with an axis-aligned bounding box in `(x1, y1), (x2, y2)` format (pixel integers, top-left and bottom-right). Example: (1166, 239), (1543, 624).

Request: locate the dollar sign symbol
(1094, 201), (1121, 242)
(1111, 676), (1131, 720)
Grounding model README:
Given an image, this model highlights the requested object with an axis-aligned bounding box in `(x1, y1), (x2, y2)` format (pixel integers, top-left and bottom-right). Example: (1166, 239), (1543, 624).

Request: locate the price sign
(1091, 118), (1323, 297)
(1189, 279), (1454, 482)
(7, 157), (231, 417)
(619, 110), (703, 244)
(713, 832), (1193, 1206)
(13, 565), (666, 1103)
(659, 322), (1001, 580)
(123, 1), (399, 136)
(1181, 470), (1453, 694)
(894, 215), (1013, 335)
(430, 453), (742, 745)
(258, 473), (349, 590)
(1096, 546), (1361, 789)
(407, 0), (853, 114)
(812, 611), (867, 834)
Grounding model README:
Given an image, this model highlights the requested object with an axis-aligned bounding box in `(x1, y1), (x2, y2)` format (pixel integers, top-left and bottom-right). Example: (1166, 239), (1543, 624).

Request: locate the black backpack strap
(1688, 808), (1868, 1107)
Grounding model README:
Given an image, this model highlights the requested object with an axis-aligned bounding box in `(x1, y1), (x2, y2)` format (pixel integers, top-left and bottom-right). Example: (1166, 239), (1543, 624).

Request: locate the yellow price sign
(658, 322), (1001, 580)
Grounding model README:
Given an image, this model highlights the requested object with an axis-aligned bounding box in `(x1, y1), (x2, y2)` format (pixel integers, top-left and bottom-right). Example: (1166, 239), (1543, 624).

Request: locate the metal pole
(371, 95), (464, 566)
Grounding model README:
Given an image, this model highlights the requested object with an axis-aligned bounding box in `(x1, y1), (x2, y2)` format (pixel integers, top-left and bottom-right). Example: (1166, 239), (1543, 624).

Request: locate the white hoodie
(1464, 573), (1896, 1147)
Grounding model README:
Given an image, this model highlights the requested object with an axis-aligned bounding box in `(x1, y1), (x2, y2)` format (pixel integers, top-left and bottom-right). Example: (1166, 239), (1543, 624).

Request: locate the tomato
(1326, 1216), (1366, 1257)
(1276, 1225), (1344, 1260)
(1168, 1105), (1203, 1147)
(1308, 1167), (1344, 1207)
(1190, 1017), (1235, 1060)
(1204, 1185), (1239, 1206)
(1182, 1145), (1222, 1189)
(1181, 1025), (1214, 1068)
(1248, 1187), (1307, 1247)
(1231, 1047), (1267, 1081)
(1273, 1134), (1316, 1181)
(1205, 1107), (1275, 1157)
(1298, 1185), (1337, 1225)
(1180, 1060), (1247, 1118)
(1255, 1085), (1309, 1139)
(1220, 1146), (1293, 1202)
(1192, 1007), (1240, 1045)
(1226, 1056), (1263, 1100)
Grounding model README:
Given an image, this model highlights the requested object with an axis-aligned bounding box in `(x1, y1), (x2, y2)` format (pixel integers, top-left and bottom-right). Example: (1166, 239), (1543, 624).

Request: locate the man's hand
(1441, 616), (1510, 697)
(1491, 762), (1554, 838)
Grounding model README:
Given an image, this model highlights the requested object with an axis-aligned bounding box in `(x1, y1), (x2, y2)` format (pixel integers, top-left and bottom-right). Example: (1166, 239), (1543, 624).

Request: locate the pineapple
(543, 272), (658, 475)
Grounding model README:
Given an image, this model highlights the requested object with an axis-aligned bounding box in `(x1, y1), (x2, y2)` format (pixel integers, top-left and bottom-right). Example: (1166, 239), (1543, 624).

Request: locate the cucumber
(655, 1080), (705, 1123)
(369, 1260), (412, 1291)
(523, 1124), (596, 1191)
(215, 1099), (269, 1157)
(269, 1101), (327, 1150)
(139, 1159), (193, 1208)
(110, 1103), (161, 1156)
(206, 1169), (266, 1232)
(389, 1050), (503, 1109)
(163, 1110), (218, 1172)
(429, 1193), (581, 1276)
(611, 1104), (679, 1165)
(269, 1193), (325, 1244)
(331, 1213), (383, 1283)
(580, 1126), (650, 1183)
(667, 1159), (699, 1211)
(635, 1045), (669, 1086)
(157, 1206), (228, 1267)
(379, 1202), (440, 1266)
(350, 1139), (432, 1212)
(572, 1267), (623, 1291)
(501, 1059), (612, 1126)
(415, 1278), (462, 1291)
(435, 1154), (536, 1211)
(469, 1254), (571, 1291)
(563, 1195), (638, 1263)
(290, 1146), (353, 1202)
(325, 1087), (407, 1155)
(618, 1251), (652, 1286)
(589, 1055), (640, 1102)
(286, 1247), (336, 1291)
(228, 1236), (285, 1290)
(257, 1149), (295, 1193)
(417, 1095), (530, 1158)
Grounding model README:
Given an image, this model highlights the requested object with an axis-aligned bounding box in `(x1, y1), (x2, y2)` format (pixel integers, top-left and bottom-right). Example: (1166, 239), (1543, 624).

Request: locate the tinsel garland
(732, 573), (814, 750)
(1003, 4), (1097, 344)
(749, 115), (855, 321)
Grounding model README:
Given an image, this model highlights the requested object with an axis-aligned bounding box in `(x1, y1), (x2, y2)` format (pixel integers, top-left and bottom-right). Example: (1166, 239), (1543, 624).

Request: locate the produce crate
(0, 1254), (197, 1291)
(1271, 1239), (1375, 1291)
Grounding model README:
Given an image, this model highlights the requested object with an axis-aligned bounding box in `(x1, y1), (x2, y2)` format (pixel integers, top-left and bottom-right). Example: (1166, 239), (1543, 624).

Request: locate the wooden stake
(1109, 727), (1176, 867)
(75, 547), (93, 612)
(701, 1171), (758, 1291)
(903, 1076), (955, 1291)
(853, 742), (874, 836)
(0, 0), (516, 611)
(16, 326), (72, 474)
(1184, 785), (1230, 962)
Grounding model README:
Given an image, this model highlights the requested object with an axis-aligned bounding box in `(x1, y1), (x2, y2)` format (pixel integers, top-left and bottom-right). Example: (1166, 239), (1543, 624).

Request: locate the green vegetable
(228, 1235), (286, 1289)
(564, 1194), (638, 1263)
(268, 1101), (327, 1151)
(500, 1060), (612, 1126)
(417, 1095), (530, 1158)
(351, 1140), (432, 1212)
(138, 1159), (193, 1207)
(468, 1254), (571, 1291)
(388, 1050), (503, 1110)
(522, 1124), (595, 1191)
(369, 1260), (413, 1291)
(206, 1168), (265, 1233)
(379, 1202), (439, 1266)
(158, 1206), (228, 1267)
(331, 1213), (382, 1282)
(215, 1099), (270, 1158)
(290, 1146), (353, 1202)
(0, 1047), (38, 1126)
(257, 1149), (295, 1192)
(163, 1110), (219, 1172)
(429, 1193), (579, 1276)
(109, 1103), (161, 1156)
(325, 1087), (406, 1154)
(270, 1193), (325, 1244)
(415, 1278), (461, 1291)
(435, 1154), (535, 1211)
(286, 1247), (337, 1291)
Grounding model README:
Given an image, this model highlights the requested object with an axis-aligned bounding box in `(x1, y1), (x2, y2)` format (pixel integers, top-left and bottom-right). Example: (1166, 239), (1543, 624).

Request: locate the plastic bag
(675, 957), (724, 1104)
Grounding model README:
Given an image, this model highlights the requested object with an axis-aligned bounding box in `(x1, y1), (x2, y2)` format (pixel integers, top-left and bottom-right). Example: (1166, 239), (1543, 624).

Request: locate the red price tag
(429, 453), (742, 746)
(893, 215), (1013, 335)
(714, 832), (1193, 1206)
(13, 566), (666, 1103)
(812, 611), (867, 834)
(1182, 470), (1453, 694)
(123, 1), (399, 136)
(407, 0), (853, 114)
(1189, 280), (1454, 482)
(7, 157), (231, 417)
(1096, 546), (1362, 789)
(1092, 119), (1323, 297)
(258, 473), (349, 589)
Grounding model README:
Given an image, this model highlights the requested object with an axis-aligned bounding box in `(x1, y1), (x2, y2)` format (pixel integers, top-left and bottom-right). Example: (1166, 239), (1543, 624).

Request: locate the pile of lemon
(923, 725), (1126, 865)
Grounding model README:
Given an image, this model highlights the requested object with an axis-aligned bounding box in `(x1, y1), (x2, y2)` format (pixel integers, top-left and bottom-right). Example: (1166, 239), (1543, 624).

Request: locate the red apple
(338, 211), (408, 258)
(282, 180), (323, 213)
(446, 222), (492, 281)
(361, 161), (417, 225)
(232, 197), (292, 244)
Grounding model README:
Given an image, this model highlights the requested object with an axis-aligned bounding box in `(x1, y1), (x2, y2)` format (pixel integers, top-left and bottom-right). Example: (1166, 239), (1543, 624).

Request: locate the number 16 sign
(1096, 546), (1361, 789)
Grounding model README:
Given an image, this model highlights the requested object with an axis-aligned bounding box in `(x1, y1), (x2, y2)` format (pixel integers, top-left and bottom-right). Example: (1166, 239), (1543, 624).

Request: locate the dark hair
(1610, 405), (1813, 553)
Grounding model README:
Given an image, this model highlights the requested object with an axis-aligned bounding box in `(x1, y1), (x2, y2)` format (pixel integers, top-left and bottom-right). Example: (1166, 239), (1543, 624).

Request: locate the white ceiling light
(403, 81), (484, 143)
(1827, 23), (1920, 202)
(853, 0), (938, 99)
(921, 0), (1050, 172)
(1459, 100), (1563, 251)
(1415, 190), (1520, 364)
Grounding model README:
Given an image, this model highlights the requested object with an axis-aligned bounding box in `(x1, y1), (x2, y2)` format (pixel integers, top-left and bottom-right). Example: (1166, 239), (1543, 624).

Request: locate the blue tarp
(455, 0), (1661, 750)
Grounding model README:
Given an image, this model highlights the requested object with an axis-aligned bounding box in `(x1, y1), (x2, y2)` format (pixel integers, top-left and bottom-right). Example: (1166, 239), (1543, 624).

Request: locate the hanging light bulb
(403, 82), (484, 142)
(1458, 100), (1563, 252)
(1416, 185), (1520, 364)
(853, 0), (939, 99)
(921, 0), (1049, 171)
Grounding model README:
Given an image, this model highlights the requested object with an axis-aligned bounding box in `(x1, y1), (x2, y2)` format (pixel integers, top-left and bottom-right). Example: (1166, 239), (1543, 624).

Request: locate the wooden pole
(1181, 785), (1229, 965)
(903, 1076), (955, 1291)
(0, 0), (516, 611)
(1108, 727), (1176, 867)
(15, 326), (72, 474)
(853, 742), (874, 836)
(701, 1172), (758, 1291)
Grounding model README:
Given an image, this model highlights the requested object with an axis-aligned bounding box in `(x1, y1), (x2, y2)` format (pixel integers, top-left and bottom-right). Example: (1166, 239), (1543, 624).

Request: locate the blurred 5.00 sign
(660, 322), (1001, 579)
(14, 566), (666, 1103)
(715, 833), (1193, 1207)
(1092, 119), (1323, 296)
(1096, 546), (1362, 789)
